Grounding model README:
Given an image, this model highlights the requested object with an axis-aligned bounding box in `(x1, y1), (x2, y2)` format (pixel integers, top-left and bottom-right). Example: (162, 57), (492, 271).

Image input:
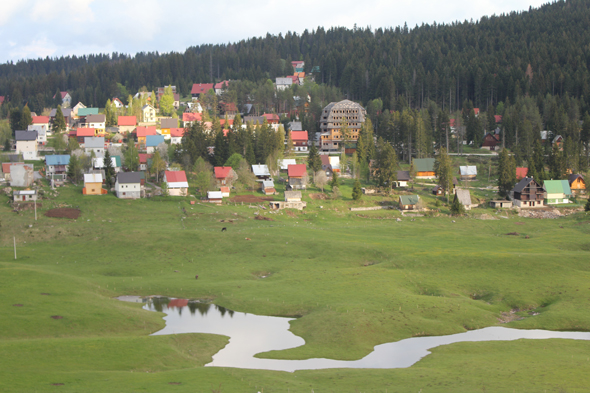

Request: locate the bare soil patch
(229, 195), (274, 203)
(506, 232), (520, 236)
(309, 193), (328, 200)
(254, 215), (274, 221)
(51, 315), (63, 319)
(45, 208), (80, 219)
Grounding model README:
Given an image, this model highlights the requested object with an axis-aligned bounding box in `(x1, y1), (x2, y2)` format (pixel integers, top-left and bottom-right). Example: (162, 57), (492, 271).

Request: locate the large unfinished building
(319, 99), (366, 152)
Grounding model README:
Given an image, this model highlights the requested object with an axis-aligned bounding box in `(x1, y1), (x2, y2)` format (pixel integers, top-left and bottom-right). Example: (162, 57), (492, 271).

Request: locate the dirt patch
(506, 232), (520, 236)
(45, 208), (80, 219)
(477, 214), (498, 220)
(13, 304), (23, 307)
(286, 211), (297, 218)
(515, 222), (525, 225)
(309, 193), (328, 200)
(51, 315), (63, 319)
(497, 309), (525, 323)
(254, 215), (274, 221)
(228, 195), (274, 203)
(518, 209), (562, 219)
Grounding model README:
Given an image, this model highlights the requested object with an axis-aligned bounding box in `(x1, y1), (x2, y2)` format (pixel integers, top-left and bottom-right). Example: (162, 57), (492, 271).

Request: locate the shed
(460, 166), (477, 180)
(489, 200), (513, 208)
(395, 170), (411, 188)
(207, 191), (223, 204)
(399, 195), (420, 210)
(252, 164), (271, 181)
(262, 180), (276, 195)
(454, 189), (477, 210)
(13, 190), (37, 202)
(83, 173), (105, 195)
(432, 185), (445, 196)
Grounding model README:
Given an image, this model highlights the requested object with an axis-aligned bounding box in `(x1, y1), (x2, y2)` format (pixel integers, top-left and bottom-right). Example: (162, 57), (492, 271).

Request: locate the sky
(0, 0), (549, 64)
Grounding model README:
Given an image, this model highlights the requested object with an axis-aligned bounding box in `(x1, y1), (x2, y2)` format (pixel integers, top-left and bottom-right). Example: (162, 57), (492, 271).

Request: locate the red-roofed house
(262, 113), (280, 124)
(219, 119), (234, 127)
(287, 164), (307, 190)
(118, 116), (137, 133)
(183, 112), (202, 127)
(76, 128), (96, 143)
(516, 167), (528, 180)
(29, 116), (51, 143)
(112, 97), (124, 108)
(220, 186), (230, 197)
(0, 96), (5, 105)
(163, 170), (189, 196)
(191, 83), (214, 98)
(53, 91), (71, 107)
(139, 153), (152, 171)
(449, 119), (456, 129)
(170, 128), (186, 144)
(220, 102), (238, 116)
(473, 108), (480, 116)
(214, 80), (230, 95)
(214, 166), (236, 188)
(134, 126), (157, 146)
(290, 131), (308, 152)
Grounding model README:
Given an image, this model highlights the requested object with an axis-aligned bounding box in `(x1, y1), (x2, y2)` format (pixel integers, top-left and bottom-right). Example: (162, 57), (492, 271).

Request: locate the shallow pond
(119, 296), (590, 372)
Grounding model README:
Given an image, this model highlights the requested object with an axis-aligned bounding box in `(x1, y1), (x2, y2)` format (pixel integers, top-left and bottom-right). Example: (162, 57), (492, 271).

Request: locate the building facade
(319, 100), (366, 152)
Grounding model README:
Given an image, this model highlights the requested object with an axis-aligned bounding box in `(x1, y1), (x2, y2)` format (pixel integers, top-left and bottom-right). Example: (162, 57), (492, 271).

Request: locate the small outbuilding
(568, 174), (586, 194)
(269, 191), (307, 210)
(287, 164), (307, 190)
(432, 185), (445, 196)
(395, 170), (411, 188)
(262, 180), (276, 195)
(399, 195), (420, 210)
(489, 200), (513, 208)
(207, 190), (223, 204)
(252, 164), (271, 181)
(460, 166), (477, 181)
(454, 189), (477, 210)
(83, 173), (105, 195)
(13, 190), (37, 202)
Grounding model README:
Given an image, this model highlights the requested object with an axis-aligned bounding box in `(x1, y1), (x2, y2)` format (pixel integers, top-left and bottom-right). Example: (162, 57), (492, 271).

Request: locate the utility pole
(13, 236), (16, 260)
(34, 198), (37, 221)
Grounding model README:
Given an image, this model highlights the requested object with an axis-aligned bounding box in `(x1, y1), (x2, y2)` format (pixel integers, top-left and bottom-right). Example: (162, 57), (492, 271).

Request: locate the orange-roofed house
(76, 128), (96, 143)
(220, 186), (230, 197)
(262, 113), (280, 124)
(290, 131), (308, 152)
(516, 167), (528, 180)
(170, 128), (186, 144)
(287, 164), (307, 190)
(219, 119), (234, 128)
(163, 170), (189, 196)
(183, 112), (202, 127)
(191, 83), (214, 98)
(214, 166), (236, 188)
(118, 116), (137, 134)
(135, 126), (157, 147)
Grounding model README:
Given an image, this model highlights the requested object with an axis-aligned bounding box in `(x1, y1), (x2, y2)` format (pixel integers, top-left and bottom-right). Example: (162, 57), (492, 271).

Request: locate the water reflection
(135, 297), (590, 372)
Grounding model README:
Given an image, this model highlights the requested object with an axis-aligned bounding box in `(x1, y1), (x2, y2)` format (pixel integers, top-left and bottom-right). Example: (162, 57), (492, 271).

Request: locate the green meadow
(1, 176), (590, 392)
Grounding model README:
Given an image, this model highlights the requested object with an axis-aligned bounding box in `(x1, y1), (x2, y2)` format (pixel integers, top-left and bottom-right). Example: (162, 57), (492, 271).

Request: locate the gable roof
(214, 80), (230, 89)
(161, 118), (178, 129)
(568, 174), (585, 185)
(397, 170), (411, 181)
(183, 112), (202, 122)
(138, 153), (152, 164)
(191, 83), (214, 95)
(84, 173), (103, 183)
(135, 126), (157, 137)
(77, 128), (95, 137)
(118, 116), (137, 126)
(164, 170), (188, 187)
(86, 114), (106, 123)
(208, 191), (223, 199)
(455, 189), (472, 206)
(15, 130), (37, 141)
(145, 135), (165, 147)
(214, 166), (233, 179)
(513, 177), (541, 193)
(94, 156), (121, 168)
(399, 195), (420, 205)
(170, 128), (185, 137)
(544, 179), (572, 196)
(460, 166), (477, 176)
(84, 137), (104, 148)
(117, 171), (141, 184)
(262, 113), (280, 121)
(289, 121), (303, 131)
(32, 116), (50, 124)
(290, 131), (308, 141)
(78, 108), (99, 117)
(413, 158), (435, 172)
(288, 164), (307, 177)
(262, 180), (275, 188)
(516, 167), (528, 179)
(252, 164), (270, 177)
(279, 158), (297, 170)
(2, 162), (25, 174)
(45, 155), (70, 166)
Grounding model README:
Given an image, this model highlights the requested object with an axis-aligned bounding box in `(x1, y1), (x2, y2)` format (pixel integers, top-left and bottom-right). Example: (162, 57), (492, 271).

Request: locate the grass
(1, 173), (590, 392)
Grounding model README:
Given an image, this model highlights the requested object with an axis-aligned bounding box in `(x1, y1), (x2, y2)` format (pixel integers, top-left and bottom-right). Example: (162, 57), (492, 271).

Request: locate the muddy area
(229, 195), (274, 203)
(45, 208), (81, 219)
(309, 193), (328, 200)
(255, 215), (274, 221)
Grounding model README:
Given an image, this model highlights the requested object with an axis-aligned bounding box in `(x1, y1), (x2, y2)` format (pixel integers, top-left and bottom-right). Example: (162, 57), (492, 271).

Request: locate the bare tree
(314, 170), (328, 192)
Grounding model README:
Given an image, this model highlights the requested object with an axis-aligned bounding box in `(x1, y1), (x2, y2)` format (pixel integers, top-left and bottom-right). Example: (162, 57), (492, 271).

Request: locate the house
(29, 116), (50, 143)
(15, 131), (38, 160)
(413, 158), (436, 179)
(76, 128), (96, 143)
(142, 104), (156, 123)
(49, 107), (73, 130)
(252, 164), (271, 182)
(516, 167), (528, 180)
(544, 179), (572, 204)
(77, 108), (99, 120)
(163, 170), (189, 196)
(214, 166), (236, 187)
(454, 189), (477, 210)
(568, 174), (586, 194)
(262, 113), (280, 124)
(53, 91), (71, 107)
(290, 131), (308, 152)
(45, 155), (70, 182)
(115, 172), (142, 199)
(135, 126), (157, 146)
(244, 116), (265, 126)
(191, 83), (214, 98)
(494, 115), (503, 123)
(269, 191), (307, 210)
(432, 185), (445, 196)
(93, 156), (122, 173)
(219, 102), (238, 116)
(320, 155), (333, 175)
(473, 108), (480, 117)
(170, 128), (185, 144)
(399, 195), (420, 210)
(553, 135), (564, 149)
(289, 121), (303, 131)
(160, 118), (178, 137)
(460, 166), (477, 181)
(214, 80), (230, 95)
(276, 77), (293, 90)
(9, 164), (35, 187)
(83, 173), (105, 195)
(84, 137), (105, 157)
(481, 132), (500, 150)
(13, 190), (37, 202)
(220, 186), (230, 197)
(112, 98), (124, 108)
(511, 177), (545, 208)
(145, 135), (165, 154)
(395, 170), (411, 188)
(2, 162), (25, 181)
(72, 102), (87, 117)
(183, 112), (202, 127)
(279, 158), (297, 171)
(287, 164), (307, 190)
(138, 153), (152, 171)
(207, 190), (223, 204)
(118, 116), (137, 133)
(292, 60), (305, 72)
(86, 114), (106, 133)
(329, 156), (341, 173)
(262, 180), (276, 195)
(489, 200), (513, 208)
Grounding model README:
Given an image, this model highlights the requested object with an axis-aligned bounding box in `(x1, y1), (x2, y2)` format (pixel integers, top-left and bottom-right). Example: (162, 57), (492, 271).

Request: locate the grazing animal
(195, 275), (199, 280)
(221, 227), (227, 232)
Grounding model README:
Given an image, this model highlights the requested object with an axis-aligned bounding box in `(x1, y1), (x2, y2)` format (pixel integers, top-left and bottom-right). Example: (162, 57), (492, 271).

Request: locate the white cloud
(9, 37), (57, 60)
(0, 0), (30, 26)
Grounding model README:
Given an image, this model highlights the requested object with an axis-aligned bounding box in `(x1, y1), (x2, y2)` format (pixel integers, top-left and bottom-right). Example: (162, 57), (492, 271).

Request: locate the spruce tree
(19, 105), (33, 130)
(52, 106), (66, 133)
(497, 148), (516, 198)
(434, 147), (453, 198)
(330, 171), (340, 189)
(450, 195), (465, 215)
(308, 143), (322, 173)
(104, 150), (115, 189)
(352, 179), (362, 200)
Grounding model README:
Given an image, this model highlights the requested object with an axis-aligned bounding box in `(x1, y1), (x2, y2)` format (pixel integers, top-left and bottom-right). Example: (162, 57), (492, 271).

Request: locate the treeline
(2, 0), (590, 114)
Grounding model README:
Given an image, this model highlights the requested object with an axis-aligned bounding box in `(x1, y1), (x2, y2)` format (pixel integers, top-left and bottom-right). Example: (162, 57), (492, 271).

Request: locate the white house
(84, 137), (105, 157)
(170, 128), (185, 145)
(142, 104), (156, 123)
(276, 77), (293, 91)
(86, 114), (106, 132)
(163, 170), (188, 196)
(115, 172), (142, 199)
(29, 116), (51, 142)
(15, 131), (38, 160)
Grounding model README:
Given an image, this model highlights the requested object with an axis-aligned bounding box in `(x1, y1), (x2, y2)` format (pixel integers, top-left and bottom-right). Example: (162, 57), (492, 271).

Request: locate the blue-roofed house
(46, 155), (70, 183)
(145, 135), (165, 154)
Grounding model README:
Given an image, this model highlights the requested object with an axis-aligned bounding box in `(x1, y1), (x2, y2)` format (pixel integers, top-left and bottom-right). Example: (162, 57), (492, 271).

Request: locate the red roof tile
(288, 164), (307, 177)
(183, 112), (202, 122)
(118, 116), (137, 126)
(214, 166), (232, 179)
(138, 153), (152, 164)
(220, 186), (230, 193)
(0, 96), (5, 104)
(135, 126), (157, 137)
(516, 167), (528, 180)
(290, 131), (308, 141)
(170, 128), (185, 137)
(219, 119), (234, 126)
(2, 162), (25, 173)
(262, 113), (280, 121)
(191, 83), (214, 95)
(214, 80), (230, 89)
(164, 170), (187, 183)
(32, 116), (50, 124)
(473, 108), (480, 115)
(77, 128), (95, 137)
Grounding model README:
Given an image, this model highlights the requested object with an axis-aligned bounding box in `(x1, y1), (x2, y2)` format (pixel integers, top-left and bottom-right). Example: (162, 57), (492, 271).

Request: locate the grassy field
(1, 171), (590, 392)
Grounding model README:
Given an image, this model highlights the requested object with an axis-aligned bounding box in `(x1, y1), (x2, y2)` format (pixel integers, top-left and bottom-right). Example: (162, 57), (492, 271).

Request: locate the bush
(450, 196), (465, 215)
(585, 198), (590, 212)
(352, 180), (362, 200)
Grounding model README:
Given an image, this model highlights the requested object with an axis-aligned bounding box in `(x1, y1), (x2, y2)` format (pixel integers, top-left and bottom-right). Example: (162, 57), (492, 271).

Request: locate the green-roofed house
(399, 195), (420, 210)
(413, 158), (436, 179)
(78, 108), (99, 118)
(544, 179), (573, 204)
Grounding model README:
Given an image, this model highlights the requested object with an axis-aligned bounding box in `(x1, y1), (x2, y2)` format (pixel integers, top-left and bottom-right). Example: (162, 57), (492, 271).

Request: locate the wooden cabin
(568, 174), (586, 194)
(83, 173), (106, 195)
(511, 177), (545, 208)
(399, 195), (420, 210)
(432, 185), (445, 196)
(413, 158), (436, 179)
(481, 132), (500, 150)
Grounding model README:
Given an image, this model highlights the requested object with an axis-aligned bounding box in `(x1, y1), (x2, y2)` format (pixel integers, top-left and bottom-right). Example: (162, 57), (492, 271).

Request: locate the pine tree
(330, 171), (340, 189)
(434, 147), (453, 198)
(104, 150), (115, 189)
(307, 143), (322, 173)
(450, 195), (465, 215)
(19, 105), (33, 130)
(352, 179), (362, 200)
(585, 197), (590, 212)
(375, 137), (398, 192)
(52, 107), (66, 132)
(497, 148), (516, 198)
(54, 89), (63, 108)
(124, 139), (139, 171)
(67, 154), (81, 183)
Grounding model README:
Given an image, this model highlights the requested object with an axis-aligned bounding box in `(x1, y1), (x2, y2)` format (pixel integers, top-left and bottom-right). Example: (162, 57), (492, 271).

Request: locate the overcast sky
(0, 0), (548, 64)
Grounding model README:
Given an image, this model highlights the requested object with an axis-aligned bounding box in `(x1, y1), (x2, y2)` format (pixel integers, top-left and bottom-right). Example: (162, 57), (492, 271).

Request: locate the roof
(146, 135), (165, 147)
(84, 137), (105, 148)
(321, 155), (330, 167)
(513, 177), (541, 193)
(118, 116), (137, 126)
(78, 108), (99, 117)
(161, 118), (178, 129)
(94, 156), (121, 168)
(473, 108), (480, 115)
(262, 113), (280, 121)
(455, 189), (472, 206)
(142, 104), (154, 111)
(214, 166), (233, 179)
(568, 174), (585, 185)
(284, 191), (302, 199)
(290, 131), (308, 141)
(14, 190), (36, 195)
(117, 171), (141, 184)
(50, 108), (73, 118)
(399, 195), (420, 205)
(138, 153), (152, 164)
(183, 112), (202, 122)
(262, 180), (275, 188)
(214, 80), (230, 89)
(252, 164), (270, 177)
(244, 116), (265, 124)
(164, 170), (188, 187)
(191, 83), (214, 95)
(208, 191), (223, 199)
(2, 162), (25, 173)
(413, 158), (435, 172)
(289, 121), (302, 131)
(276, 77), (293, 85)
(0, 96), (4, 104)
(279, 159), (297, 170)
(84, 173), (103, 183)
(288, 164), (307, 177)
(32, 116), (50, 124)
(397, 170), (411, 181)
(86, 114), (106, 123)
(544, 179), (572, 196)
(219, 119), (234, 126)
(220, 186), (230, 193)
(77, 128), (95, 137)
(460, 166), (477, 176)
(135, 126), (157, 137)
(516, 167), (528, 179)
(15, 130), (37, 141)
(170, 128), (185, 137)
(45, 155), (70, 166)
